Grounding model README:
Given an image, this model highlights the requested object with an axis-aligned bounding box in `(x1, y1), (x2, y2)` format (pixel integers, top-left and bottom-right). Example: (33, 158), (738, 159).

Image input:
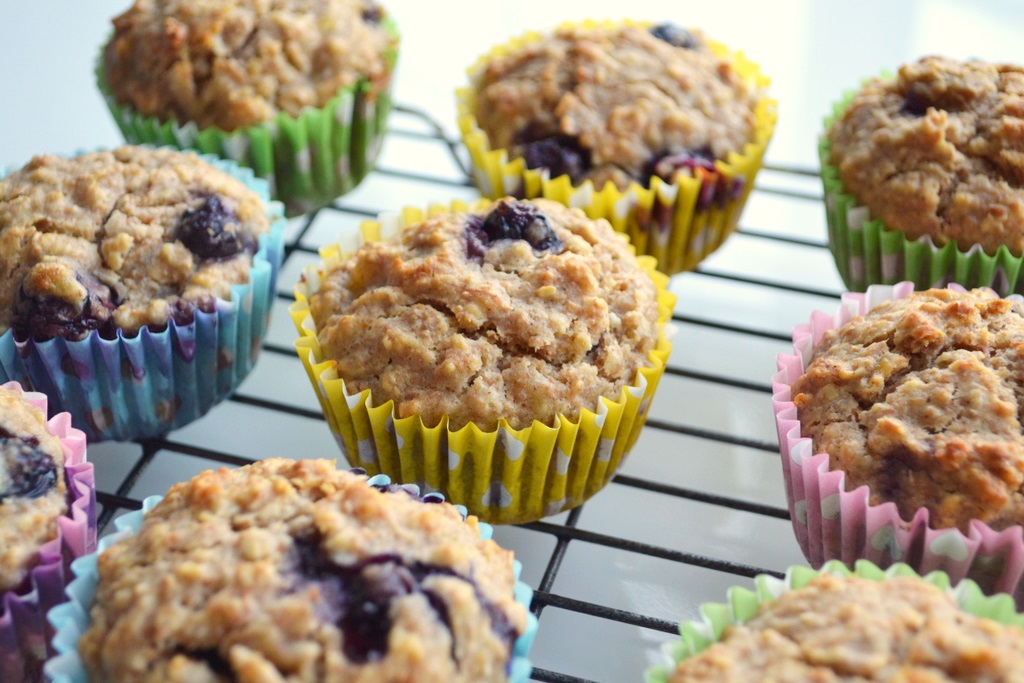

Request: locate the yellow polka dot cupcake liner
(456, 20), (777, 276)
(95, 19), (398, 217)
(291, 199), (675, 525)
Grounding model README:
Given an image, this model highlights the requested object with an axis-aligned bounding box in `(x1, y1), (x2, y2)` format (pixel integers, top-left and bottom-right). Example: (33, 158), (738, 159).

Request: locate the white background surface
(3, 2), (1024, 682)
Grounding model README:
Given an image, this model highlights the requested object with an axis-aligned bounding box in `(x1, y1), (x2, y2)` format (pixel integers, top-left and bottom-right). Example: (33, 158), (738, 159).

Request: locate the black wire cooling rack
(86, 103), (843, 683)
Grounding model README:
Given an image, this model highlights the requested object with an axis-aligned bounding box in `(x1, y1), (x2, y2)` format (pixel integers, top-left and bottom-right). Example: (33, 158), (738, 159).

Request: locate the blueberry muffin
(790, 287), (1024, 533)
(0, 386), (67, 593)
(77, 459), (529, 682)
(471, 23), (759, 191)
(0, 146), (270, 341)
(668, 573), (1024, 681)
(307, 197), (662, 431)
(103, 0), (395, 132)
(828, 56), (1024, 256)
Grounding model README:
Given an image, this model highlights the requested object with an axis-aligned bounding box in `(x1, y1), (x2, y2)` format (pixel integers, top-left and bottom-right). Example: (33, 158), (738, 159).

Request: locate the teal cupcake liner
(96, 19), (399, 217)
(645, 559), (1024, 682)
(0, 149), (286, 442)
(821, 87), (1024, 296)
(45, 479), (538, 683)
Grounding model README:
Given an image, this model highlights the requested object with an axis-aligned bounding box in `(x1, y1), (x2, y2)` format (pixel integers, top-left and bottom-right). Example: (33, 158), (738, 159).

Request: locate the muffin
(292, 197), (675, 523)
(458, 20), (776, 275)
(0, 146), (286, 441)
(47, 459), (535, 683)
(773, 283), (1024, 603)
(648, 561), (1024, 683)
(99, 0), (400, 215)
(822, 56), (1024, 294)
(0, 382), (94, 683)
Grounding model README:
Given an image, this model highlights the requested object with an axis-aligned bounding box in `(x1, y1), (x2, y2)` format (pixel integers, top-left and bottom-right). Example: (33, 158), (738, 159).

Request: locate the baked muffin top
(79, 458), (528, 683)
(104, 0), (397, 131)
(308, 198), (661, 431)
(828, 56), (1024, 256)
(0, 146), (270, 341)
(0, 387), (67, 593)
(791, 288), (1024, 532)
(669, 574), (1024, 682)
(471, 24), (759, 190)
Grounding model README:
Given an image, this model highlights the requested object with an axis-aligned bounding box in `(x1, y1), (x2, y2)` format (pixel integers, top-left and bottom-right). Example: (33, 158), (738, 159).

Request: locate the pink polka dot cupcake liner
(772, 282), (1024, 606)
(0, 382), (95, 683)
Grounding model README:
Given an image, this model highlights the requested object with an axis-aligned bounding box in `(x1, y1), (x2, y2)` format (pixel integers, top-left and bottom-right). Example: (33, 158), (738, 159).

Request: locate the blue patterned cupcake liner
(0, 149), (286, 442)
(45, 476), (538, 682)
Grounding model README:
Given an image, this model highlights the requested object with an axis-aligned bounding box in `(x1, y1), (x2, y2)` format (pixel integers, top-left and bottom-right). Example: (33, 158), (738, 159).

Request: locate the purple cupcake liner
(772, 282), (1024, 605)
(0, 382), (96, 683)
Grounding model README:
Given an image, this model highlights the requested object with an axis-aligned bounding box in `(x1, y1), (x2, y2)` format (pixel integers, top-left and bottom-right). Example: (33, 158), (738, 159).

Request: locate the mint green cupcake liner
(821, 88), (1024, 296)
(645, 559), (1024, 682)
(96, 20), (398, 217)
(0, 149), (286, 442)
(45, 478), (538, 683)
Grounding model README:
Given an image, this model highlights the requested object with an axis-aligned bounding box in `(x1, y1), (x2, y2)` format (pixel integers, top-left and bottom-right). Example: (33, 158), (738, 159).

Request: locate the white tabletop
(3, 2), (1023, 681)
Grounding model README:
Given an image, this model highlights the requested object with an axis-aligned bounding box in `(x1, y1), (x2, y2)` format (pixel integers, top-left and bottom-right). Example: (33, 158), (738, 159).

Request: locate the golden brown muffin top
(0, 387), (67, 593)
(792, 288), (1024, 532)
(472, 24), (759, 190)
(828, 56), (1024, 256)
(670, 574), (1024, 682)
(308, 198), (661, 431)
(104, 0), (397, 131)
(0, 146), (270, 340)
(79, 458), (528, 683)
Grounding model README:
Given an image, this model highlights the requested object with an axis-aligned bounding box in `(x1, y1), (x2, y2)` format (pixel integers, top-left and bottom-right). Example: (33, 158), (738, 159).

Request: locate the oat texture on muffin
(307, 198), (661, 431)
(471, 24), (759, 190)
(791, 287), (1024, 532)
(0, 146), (270, 341)
(0, 386), (67, 593)
(668, 573), (1024, 681)
(104, 0), (396, 132)
(78, 458), (528, 683)
(828, 56), (1024, 255)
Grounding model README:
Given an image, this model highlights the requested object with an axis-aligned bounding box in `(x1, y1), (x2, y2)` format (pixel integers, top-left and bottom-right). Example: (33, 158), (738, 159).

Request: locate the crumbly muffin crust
(472, 24), (758, 190)
(0, 387), (67, 593)
(79, 458), (528, 683)
(308, 198), (661, 431)
(828, 56), (1024, 256)
(0, 146), (270, 341)
(669, 574), (1024, 682)
(791, 288), (1024, 532)
(105, 0), (397, 131)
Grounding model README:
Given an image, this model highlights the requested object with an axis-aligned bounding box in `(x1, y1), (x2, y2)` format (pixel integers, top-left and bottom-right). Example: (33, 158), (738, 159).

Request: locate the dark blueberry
(166, 296), (215, 329)
(173, 648), (234, 679)
(178, 195), (250, 260)
(516, 136), (590, 184)
(479, 200), (564, 252)
(900, 83), (932, 117)
(0, 434), (58, 503)
(465, 216), (489, 264)
(362, 2), (383, 23)
(421, 493), (446, 504)
(646, 146), (718, 183)
(349, 467), (368, 476)
(293, 532), (519, 663)
(12, 272), (117, 342)
(649, 23), (698, 49)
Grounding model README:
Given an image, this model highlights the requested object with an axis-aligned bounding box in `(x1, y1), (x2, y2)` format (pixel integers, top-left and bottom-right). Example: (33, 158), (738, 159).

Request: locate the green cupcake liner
(96, 20), (398, 217)
(645, 559), (1024, 683)
(821, 87), (1024, 296)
